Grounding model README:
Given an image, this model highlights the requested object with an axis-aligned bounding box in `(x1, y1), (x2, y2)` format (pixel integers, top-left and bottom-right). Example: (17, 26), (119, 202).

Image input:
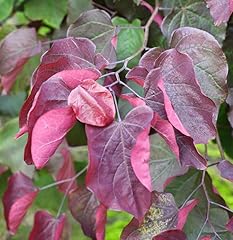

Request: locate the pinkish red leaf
(0, 28), (41, 92)
(206, 0), (233, 25)
(226, 217), (233, 233)
(31, 107), (76, 169)
(155, 49), (216, 144)
(3, 172), (38, 234)
(177, 199), (199, 230)
(200, 236), (212, 240)
(68, 79), (115, 126)
(131, 127), (151, 191)
(86, 106), (153, 219)
(126, 66), (148, 86)
(153, 230), (187, 240)
(29, 211), (66, 240)
(121, 192), (178, 239)
(217, 160), (233, 181)
(68, 187), (107, 239)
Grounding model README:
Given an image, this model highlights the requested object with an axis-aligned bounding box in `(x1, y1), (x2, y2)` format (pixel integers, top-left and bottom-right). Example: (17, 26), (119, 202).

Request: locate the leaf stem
(216, 131), (225, 160)
(109, 87), (122, 122)
(56, 166), (87, 218)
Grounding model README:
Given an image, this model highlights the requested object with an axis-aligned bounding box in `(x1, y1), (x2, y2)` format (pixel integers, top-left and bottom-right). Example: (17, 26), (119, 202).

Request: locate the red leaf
(177, 199), (199, 230)
(56, 147), (77, 193)
(226, 217), (233, 233)
(217, 160), (233, 181)
(3, 172), (38, 234)
(68, 79), (115, 126)
(206, 0), (233, 25)
(86, 106), (153, 219)
(200, 236), (212, 240)
(29, 211), (66, 240)
(155, 49), (216, 144)
(153, 230), (187, 240)
(0, 28), (41, 92)
(68, 187), (107, 239)
(31, 107), (76, 169)
(126, 66), (148, 86)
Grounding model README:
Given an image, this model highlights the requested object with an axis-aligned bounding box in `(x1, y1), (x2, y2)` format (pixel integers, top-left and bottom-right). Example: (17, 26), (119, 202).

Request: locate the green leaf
(133, 0), (140, 5)
(0, 118), (34, 176)
(0, 92), (26, 117)
(67, 9), (116, 63)
(166, 170), (232, 239)
(67, 0), (93, 25)
(24, 0), (67, 29)
(6, 11), (30, 26)
(149, 134), (188, 192)
(161, 0), (226, 44)
(112, 17), (144, 67)
(0, 0), (14, 21)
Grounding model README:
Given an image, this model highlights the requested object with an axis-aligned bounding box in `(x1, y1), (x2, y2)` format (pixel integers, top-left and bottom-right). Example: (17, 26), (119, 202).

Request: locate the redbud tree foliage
(0, 0), (233, 239)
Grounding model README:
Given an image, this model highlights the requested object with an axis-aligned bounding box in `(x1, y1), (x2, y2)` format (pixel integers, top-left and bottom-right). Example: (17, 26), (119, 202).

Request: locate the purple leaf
(155, 49), (216, 144)
(0, 28), (41, 92)
(217, 160), (233, 181)
(153, 230), (187, 240)
(86, 106), (153, 219)
(177, 199), (199, 230)
(206, 0), (233, 25)
(139, 47), (163, 72)
(126, 66), (148, 86)
(175, 131), (207, 170)
(31, 107), (76, 169)
(42, 37), (108, 70)
(121, 192), (178, 239)
(68, 187), (107, 239)
(67, 10), (117, 65)
(29, 211), (66, 240)
(226, 217), (233, 233)
(68, 79), (115, 126)
(170, 27), (228, 105)
(3, 172), (38, 234)
(149, 134), (188, 192)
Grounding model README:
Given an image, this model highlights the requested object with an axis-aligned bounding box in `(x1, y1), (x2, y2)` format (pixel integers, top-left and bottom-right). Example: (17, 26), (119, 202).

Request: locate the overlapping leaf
(149, 134), (188, 192)
(161, 0), (226, 43)
(206, 0), (233, 25)
(155, 49), (216, 144)
(68, 187), (107, 239)
(170, 27), (228, 105)
(3, 172), (39, 234)
(29, 211), (66, 240)
(86, 106), (153, 219)
(67, 9), (117, 64)
(217, 160), (233, 181)
(153, 230), (187, 240)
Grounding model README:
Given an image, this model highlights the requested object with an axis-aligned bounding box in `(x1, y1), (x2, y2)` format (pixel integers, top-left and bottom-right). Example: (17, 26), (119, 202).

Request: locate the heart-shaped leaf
(86, 106), (153, 219)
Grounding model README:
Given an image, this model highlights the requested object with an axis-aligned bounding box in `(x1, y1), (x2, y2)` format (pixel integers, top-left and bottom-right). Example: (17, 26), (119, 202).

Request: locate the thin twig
(109, 87), (122, 122)
(216, 131), (225, 160)
(56, 166), (87, 218)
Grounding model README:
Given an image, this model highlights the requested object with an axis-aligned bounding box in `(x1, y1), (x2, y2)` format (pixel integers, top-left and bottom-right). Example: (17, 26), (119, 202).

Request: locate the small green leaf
(24, 0), (67, 29)
(112, 17), (144, 67)
(0, 118), (34, 176)
(0, 0), (14, 21)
